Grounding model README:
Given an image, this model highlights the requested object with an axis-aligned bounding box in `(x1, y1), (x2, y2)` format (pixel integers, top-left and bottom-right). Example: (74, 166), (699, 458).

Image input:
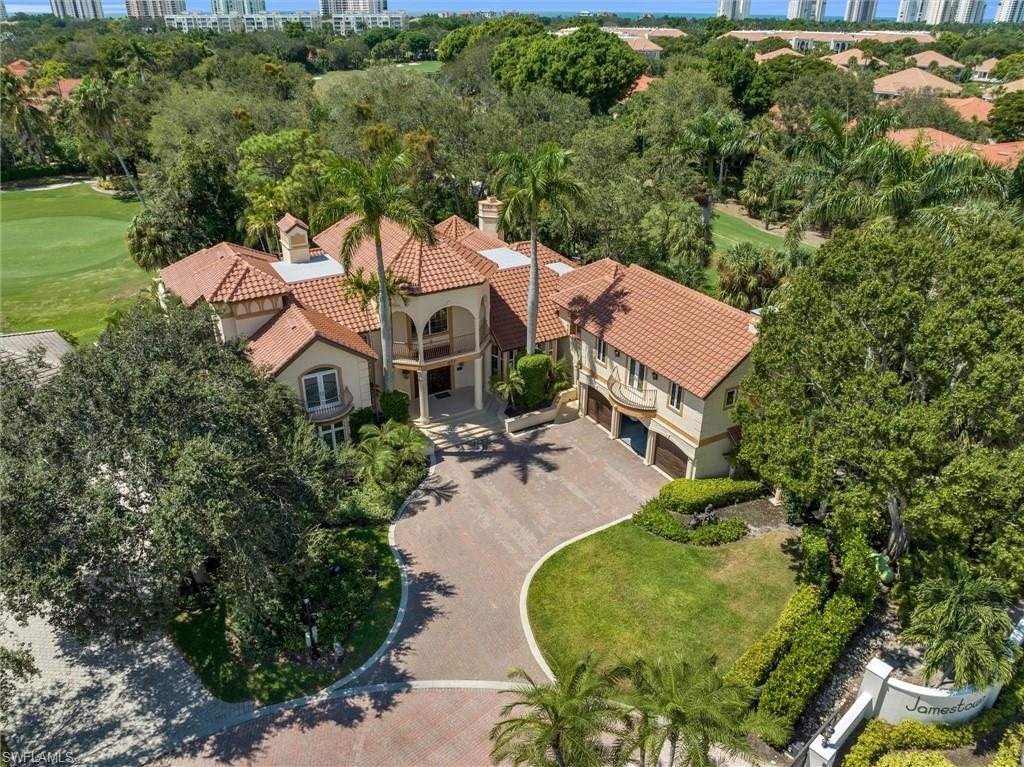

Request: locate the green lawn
(711, 208), (789, 254)
(528, 523), (799, 672)
(315, 60), (443, 94)
(0, 183), (148, 343)
(167, 526), (400, 705)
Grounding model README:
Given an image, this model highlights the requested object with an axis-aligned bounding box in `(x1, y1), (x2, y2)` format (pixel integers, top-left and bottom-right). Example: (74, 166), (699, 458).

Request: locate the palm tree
(491, 143), (584, 355)
(717, 243), (779, 311)
(490, 653), (617, 767)
(678, 110), (748, 228)
(315, 149), (433, 393)
(121, 39), (156, 85)
(611, 655), (783, 767)
(341, 266), (411, 311)
(352, 438), (399, 484)
(902, 565), (1015, 689)
(72, 76), (146, 206)
(1, 68), (49, 164)
(358, 420), (428, 465)
(491, 366), (525, 407)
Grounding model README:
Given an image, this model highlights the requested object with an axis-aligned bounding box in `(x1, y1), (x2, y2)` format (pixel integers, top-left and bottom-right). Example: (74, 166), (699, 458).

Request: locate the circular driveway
(160, 419), (666, 765)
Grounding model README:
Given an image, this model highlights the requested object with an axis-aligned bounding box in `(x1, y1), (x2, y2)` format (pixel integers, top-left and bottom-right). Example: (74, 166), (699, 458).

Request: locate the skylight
(480, 247), (530, 270)
(545, 262), (573, 276)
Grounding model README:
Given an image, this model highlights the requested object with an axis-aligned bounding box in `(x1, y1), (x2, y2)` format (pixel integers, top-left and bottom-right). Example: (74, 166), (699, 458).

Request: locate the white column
(610, 407), (621, 439)
(644, 428), (657, 465)
(418, 372), (429, 423)
(473, 357), (483, 410)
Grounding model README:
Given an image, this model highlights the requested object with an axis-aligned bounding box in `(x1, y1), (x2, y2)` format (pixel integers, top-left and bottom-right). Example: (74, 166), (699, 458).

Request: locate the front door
(427, 365), (452, 395)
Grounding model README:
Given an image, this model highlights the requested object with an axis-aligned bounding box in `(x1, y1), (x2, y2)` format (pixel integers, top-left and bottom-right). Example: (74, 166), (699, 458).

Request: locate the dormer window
(303, 368), (340, 409)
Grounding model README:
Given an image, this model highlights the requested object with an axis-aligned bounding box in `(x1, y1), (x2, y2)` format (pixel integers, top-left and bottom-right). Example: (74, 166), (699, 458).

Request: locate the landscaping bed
(527, 521), (799, 672)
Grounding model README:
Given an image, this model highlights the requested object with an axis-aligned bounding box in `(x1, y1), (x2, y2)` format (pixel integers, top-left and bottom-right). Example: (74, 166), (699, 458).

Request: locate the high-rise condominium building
(717, 0), (750, 20)
(844, 0), (878, 21)
(787, 0), (826, 21)
(318, 0), (385, 16)
(897, 0), (925, 21)
(994, 0), (1023, 20)
(952, 0), (986, 21)
(211, 0), (265, 13)
(923, 0), (955, 23)
(50, 0), (103, 18)
(126, 0), (185, 17)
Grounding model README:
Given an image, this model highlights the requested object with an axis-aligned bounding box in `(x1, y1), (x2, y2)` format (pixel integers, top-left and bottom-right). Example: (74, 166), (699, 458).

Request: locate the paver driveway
(161, 418), (666, 765)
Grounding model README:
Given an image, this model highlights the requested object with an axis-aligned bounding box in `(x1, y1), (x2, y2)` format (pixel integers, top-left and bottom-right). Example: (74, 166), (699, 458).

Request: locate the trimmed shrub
(658, 478), (763, 516)
(992, 723), (1024, 767)
(726, 584), (824, 690)
(379, 390), (410, 423)
(0, 162), (85, 182)
(758, 593), (869, 746)
(800, 525), (832, 590)
(783, 490), (809, 525)
(837, 530), (878, 609)
(516, 353), (552, 409)
(632, 498), (748, 546)
(875, 752), (954, 767)
(349, 407), (376, 440)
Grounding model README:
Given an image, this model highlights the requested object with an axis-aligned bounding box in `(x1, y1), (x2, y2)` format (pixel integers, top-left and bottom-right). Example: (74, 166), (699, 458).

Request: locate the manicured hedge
(632, 498), (749, 546)
(380, 390), (410, 423)
(725, 584), (824, 690)
(0, 162), (85, 182)
(875, 752), (954, 767)
(658, 478), (764, 516)
(993, 723), (1024, 767)
(758, 593), (869, 746)
(516, 353), (552, 409)
(800, 525), (831, 590)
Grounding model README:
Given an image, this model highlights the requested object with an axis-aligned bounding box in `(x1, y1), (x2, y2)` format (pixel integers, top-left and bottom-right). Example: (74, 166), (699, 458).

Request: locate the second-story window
(724, 387), (739, 409)
(596, 338), (607, 362)
(426, 309), (448, 336)
(627, 357), (646, 389)
(303, 368), (340, 408)
(670, 382), (683, 410)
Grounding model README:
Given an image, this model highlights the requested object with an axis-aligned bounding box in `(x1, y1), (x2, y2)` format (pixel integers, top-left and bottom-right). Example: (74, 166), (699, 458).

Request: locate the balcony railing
(305, 386), (354, 423)
(608, 369), (657, 411)
(392, 332), (480, 364)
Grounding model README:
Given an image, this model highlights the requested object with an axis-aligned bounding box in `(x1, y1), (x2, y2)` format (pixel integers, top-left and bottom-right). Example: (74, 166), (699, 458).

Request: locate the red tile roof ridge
(247, 301), (376, 375)
(625, 263), (755, 322)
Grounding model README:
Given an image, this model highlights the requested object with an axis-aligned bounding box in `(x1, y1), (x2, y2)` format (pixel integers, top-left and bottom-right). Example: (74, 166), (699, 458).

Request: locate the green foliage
(632, 498), (749, 547)
(782, 490), (809, 526)
(492, 366), (525, 406)
(799, 526), (831, 590)
(836, 530), (878, 610)
(725, 584), (823, 690)
(758, 593), (868, 746)
(989, 91), (1024, 142)
(992, 723), (1024, 767)
(515, 352), (552, 409)
(717, 242), (780, 311)
(348, 407), (376, 440)
(875, 752), (954, 767)
(491, 25), (647, 113)
(991, 53), (1024, 82)
(658, 478), (764, 516)
(437, 16), (544, 62)
(379, 389), (410, 423)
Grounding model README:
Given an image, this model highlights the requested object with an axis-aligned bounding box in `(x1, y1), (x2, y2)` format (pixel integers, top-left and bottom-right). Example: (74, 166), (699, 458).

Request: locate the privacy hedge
(632, 498), (748, 546)
(799, 525), (831, 590)
(658, 478), (764, 516)
(725, 584), (824, 690)
(379, 390), (410, 423)
(516, 353), (552, 409)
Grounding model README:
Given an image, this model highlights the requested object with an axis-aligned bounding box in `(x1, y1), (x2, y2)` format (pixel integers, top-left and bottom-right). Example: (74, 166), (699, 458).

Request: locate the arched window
(426, 308), (448, 336)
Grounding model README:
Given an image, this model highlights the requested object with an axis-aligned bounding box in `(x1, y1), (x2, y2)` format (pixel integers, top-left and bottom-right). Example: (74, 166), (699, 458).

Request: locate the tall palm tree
(315, 150), (434, 392)
(341, 266), (411, 311)
(1, 68), (49, 164)
(717, 243), (779, 311)
(490, 653), (617, 767)
(902, 565), (1015, 689)
(612, 655), (783, 767)
(121, 39), (156, 85)
(491, 143), (584, 355)
(678, 110), (748, 228)
(72, 76), (146, 206)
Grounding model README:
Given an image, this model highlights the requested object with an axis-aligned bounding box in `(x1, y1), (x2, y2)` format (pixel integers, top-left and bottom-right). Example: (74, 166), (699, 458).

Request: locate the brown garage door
(586, 387), (613, 430)
(654, 434), (688, 478)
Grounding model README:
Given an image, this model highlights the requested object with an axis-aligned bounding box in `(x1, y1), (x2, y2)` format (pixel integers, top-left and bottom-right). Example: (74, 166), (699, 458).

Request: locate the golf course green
(1, 183), (148, 343)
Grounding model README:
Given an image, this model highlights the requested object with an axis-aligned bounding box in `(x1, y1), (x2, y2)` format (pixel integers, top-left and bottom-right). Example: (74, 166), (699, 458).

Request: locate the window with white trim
(317, 419), (348, 451)
(627, 356), (646, 389)
(302, 368), (340, 409)
(669, 382), (683, 410)
(724, 387), (738, 409)
(596, 338), (607, 362)
(426, 308), (448, 336)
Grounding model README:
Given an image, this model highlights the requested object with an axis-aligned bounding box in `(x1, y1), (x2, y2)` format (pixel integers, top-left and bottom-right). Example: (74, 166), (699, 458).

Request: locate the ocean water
(5, 0), (999, 24)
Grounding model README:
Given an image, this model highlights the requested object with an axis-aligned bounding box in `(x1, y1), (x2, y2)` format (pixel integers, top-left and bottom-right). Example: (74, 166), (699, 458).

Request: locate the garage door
(653, 434), (688, 478)
(586, 386), (613, 431)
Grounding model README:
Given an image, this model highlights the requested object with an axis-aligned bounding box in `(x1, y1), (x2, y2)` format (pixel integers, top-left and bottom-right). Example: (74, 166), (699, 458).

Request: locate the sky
(6, 0), (1001, 23)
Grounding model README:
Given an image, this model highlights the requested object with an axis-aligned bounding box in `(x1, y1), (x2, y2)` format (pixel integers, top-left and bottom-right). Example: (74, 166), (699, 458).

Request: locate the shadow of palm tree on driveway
(450, 429), (571, 484)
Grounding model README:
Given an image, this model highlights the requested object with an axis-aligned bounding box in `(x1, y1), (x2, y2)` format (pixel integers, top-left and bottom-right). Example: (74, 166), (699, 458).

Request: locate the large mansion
(159, 200), (757, 479)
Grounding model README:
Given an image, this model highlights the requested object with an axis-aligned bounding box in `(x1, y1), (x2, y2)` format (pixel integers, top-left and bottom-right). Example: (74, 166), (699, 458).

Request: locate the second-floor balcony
(392, 322), (489, 365)
(305, 386), (354, 423)
(608, 369), (657, 412)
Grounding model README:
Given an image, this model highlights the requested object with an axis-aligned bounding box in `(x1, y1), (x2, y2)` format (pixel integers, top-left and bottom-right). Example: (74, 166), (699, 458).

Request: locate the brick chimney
(477, 196), (503, 236)
(277, 213), (310, 264)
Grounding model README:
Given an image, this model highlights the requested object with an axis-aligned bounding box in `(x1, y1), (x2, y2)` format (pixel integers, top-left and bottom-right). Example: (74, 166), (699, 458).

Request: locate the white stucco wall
(275, 340), (374, 413)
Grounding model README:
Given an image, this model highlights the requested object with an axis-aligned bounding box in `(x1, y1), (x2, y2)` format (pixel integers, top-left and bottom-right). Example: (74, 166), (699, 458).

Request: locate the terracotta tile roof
(886, 128), (971, 152)
(314, 215), (487, 295)
(509, 241), (576, 269)
(248, 301), (376, 375)
(997, 78), (1024, 94)
(974, 141), (1024, 169)
(626, 74), (658, 96)
(5, 59), (31, 76)
(160, 242), (289, 305)
(874, 68), (961, 96)
(434, 215), (508, 266)
(943, 96), (993, 122)
(277, 213), (308, 233)
(488, 243), (576, 351)
(550, 261), (756, 399)
(910, 51), (963, 69)
(826, 48), (884, 67)
(974, 57), (999, 75)
(288, 276), (381, 333)
(623, 36), (662, 52)
(755, 47), (802, 63)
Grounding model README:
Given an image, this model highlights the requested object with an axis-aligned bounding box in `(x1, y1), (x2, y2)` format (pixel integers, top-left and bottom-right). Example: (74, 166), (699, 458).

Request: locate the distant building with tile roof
(885, 128), (1024, 169)
(972, 57), (1000, 83)
(723, 28), (934, 53)
(874, 68), (962, 99)
(908, 50), (964, 72)
(159, 204), (757, 476)
(0, 330), (72, 384)
(942, 96), (993, 123)
(755, 47), (802, 63)
(825, 48), (885, 68)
